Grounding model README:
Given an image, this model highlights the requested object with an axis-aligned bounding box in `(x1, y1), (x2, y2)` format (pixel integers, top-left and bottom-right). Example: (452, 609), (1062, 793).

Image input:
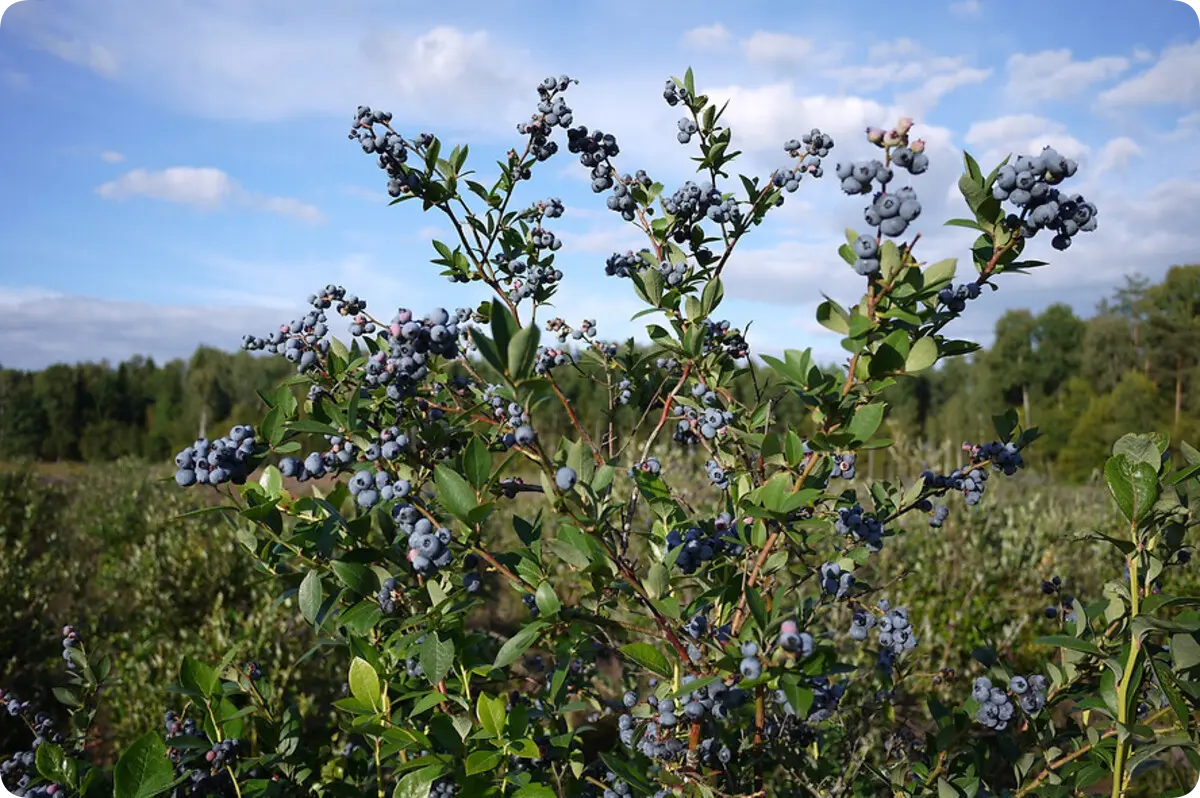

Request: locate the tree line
(1, 265), (1196, 482)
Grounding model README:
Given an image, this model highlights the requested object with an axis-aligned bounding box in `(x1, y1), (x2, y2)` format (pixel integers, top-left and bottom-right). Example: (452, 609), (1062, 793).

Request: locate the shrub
(3, 68), (1198, 798)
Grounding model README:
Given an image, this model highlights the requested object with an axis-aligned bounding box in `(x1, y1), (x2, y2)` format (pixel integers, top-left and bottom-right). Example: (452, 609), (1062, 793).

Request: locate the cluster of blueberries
(992, 148), (1097, 251)
(617, 678), (746, 765)
(517, 76), (577, 162)
(673, 403), (735, 446)
(629, 457), (662, 477)
(534, 345), (572, 375)
(765, 130), (835, 207)
(0, 684), (69, 797)
(1041, 575), (1078, 623)
(604, 247), (689, 287)
(241, 285), (360, 373)
(544, 317), (597, 344)
(777, 619), (815, 657)
(938, 282), (983, 314)
(835, 505), (887, 552)
(278, 427), (408, 487)
(663, 180), (743, 230)
(705, 458), (730, 490)
(972, 674), (1047, 731)
(819, 561), (855, 599)
(60, 625), (81, 669)
(665, 512), (745, 574)
(702, 319), (750, 361)
(492, 249), (563, 302)
(481, 385), (537, 448)
(390, 506), (454, 576)
(829, 452), (857, 480)
(348, 106), (435, 198)
(849, 599), (918, 675)
(616, 173), (657, 223)
(360, 307), (471, 397)
(173, 425), (258, 488)
(347, 468), (411, 510)
(615, 379), (633, 406)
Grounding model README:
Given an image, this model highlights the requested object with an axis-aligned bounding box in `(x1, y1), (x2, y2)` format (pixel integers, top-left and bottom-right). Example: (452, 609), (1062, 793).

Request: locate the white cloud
(742, 32), (816, 69)
(1096, 40), (1200, 108)
(681, 24), (731, 50)
(965, 114), (1064, 145)
(896, 67), (992, 119)
(95, 167), (325, 222)
(1005, 49), (1129, 103)
(36, 35), (120, 77)
(7, 1), (541, 127)
(100, 150), (125, 163)
(1094, 137), (1143, 176)
(949, 0), (982, 17)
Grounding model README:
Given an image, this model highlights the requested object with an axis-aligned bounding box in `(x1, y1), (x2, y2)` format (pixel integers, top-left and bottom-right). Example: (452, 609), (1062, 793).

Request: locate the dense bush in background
(0, 462), (341, 763)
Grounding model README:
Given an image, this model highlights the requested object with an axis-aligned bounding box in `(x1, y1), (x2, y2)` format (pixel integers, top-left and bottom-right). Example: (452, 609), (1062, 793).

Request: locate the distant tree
(1140, 264), (1200, 432)
(1080, 314), (1138, 394)
(987, 309), (1038, 425)
(1030, 303), (1085, 396)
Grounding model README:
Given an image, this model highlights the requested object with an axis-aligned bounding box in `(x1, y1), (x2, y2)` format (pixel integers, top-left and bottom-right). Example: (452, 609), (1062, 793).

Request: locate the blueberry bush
(3, 69), (1199, 798)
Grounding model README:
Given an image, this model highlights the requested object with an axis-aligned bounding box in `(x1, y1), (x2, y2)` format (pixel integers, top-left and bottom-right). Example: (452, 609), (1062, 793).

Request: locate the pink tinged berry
(407, 548), (418, 562)
(910, 138), (926, 154)
(895, 117), (913, 135)
(206, 751), (217, 762)
(866, 127), (885, 144)
(781, 620), (799, 634)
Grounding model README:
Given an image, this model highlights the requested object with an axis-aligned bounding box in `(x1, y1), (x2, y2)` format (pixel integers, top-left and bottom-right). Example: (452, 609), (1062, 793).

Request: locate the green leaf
(816, 300), (850, 335)
(465, 751), (503, 775)
(494, 621), (548, 669)
(1104, 454), (1160, 526)
(36, 741), (69, 786)
(113, 732), (175, 798)
(746, 587), (768, 633)
(179, 657), (219, 698)
(847, 403), (886, 444)
(1033, 635), (1102, 656)
(348, 657), (381, 710)
(508, 324), (541, 381)
(645, 562), (669, 601)
(923, 257), (957, 285)
(905, 337), (938, 373)
(331, 560), (377, 596)
(470, 329), (506, 376)
(298, 570), (323, 627)
(463, 437), (491, 490)
(419, 635), (455, 687)
(491, 299), (518, 356)
(1171, 633), (1200, 671)
(534, 582), (561, 617)
(477, 692), (507, 739)
(393, 765), (444, 798)
(620, 643), (672, 678)
(780, 680), (814, 719)
(435, 464), (478, 522)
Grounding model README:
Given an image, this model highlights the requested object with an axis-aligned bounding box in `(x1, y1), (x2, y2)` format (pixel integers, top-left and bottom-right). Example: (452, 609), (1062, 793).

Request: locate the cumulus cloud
(95, 167), (325, 222)
(0, 289), (280, 370)
(1094, 137), (1143, 176)
(681, 24), (731, 50)
(1096, 40), (1200, 108)
(1005, 49), (1129, 103)
(820, 39), (992, 117)
(742, 32), (817, 69)
(5, 0), (541, 129)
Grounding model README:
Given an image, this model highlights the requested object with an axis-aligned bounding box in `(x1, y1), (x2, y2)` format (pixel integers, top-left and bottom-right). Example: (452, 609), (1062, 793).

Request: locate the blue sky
(0, 0), (1197, 370)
